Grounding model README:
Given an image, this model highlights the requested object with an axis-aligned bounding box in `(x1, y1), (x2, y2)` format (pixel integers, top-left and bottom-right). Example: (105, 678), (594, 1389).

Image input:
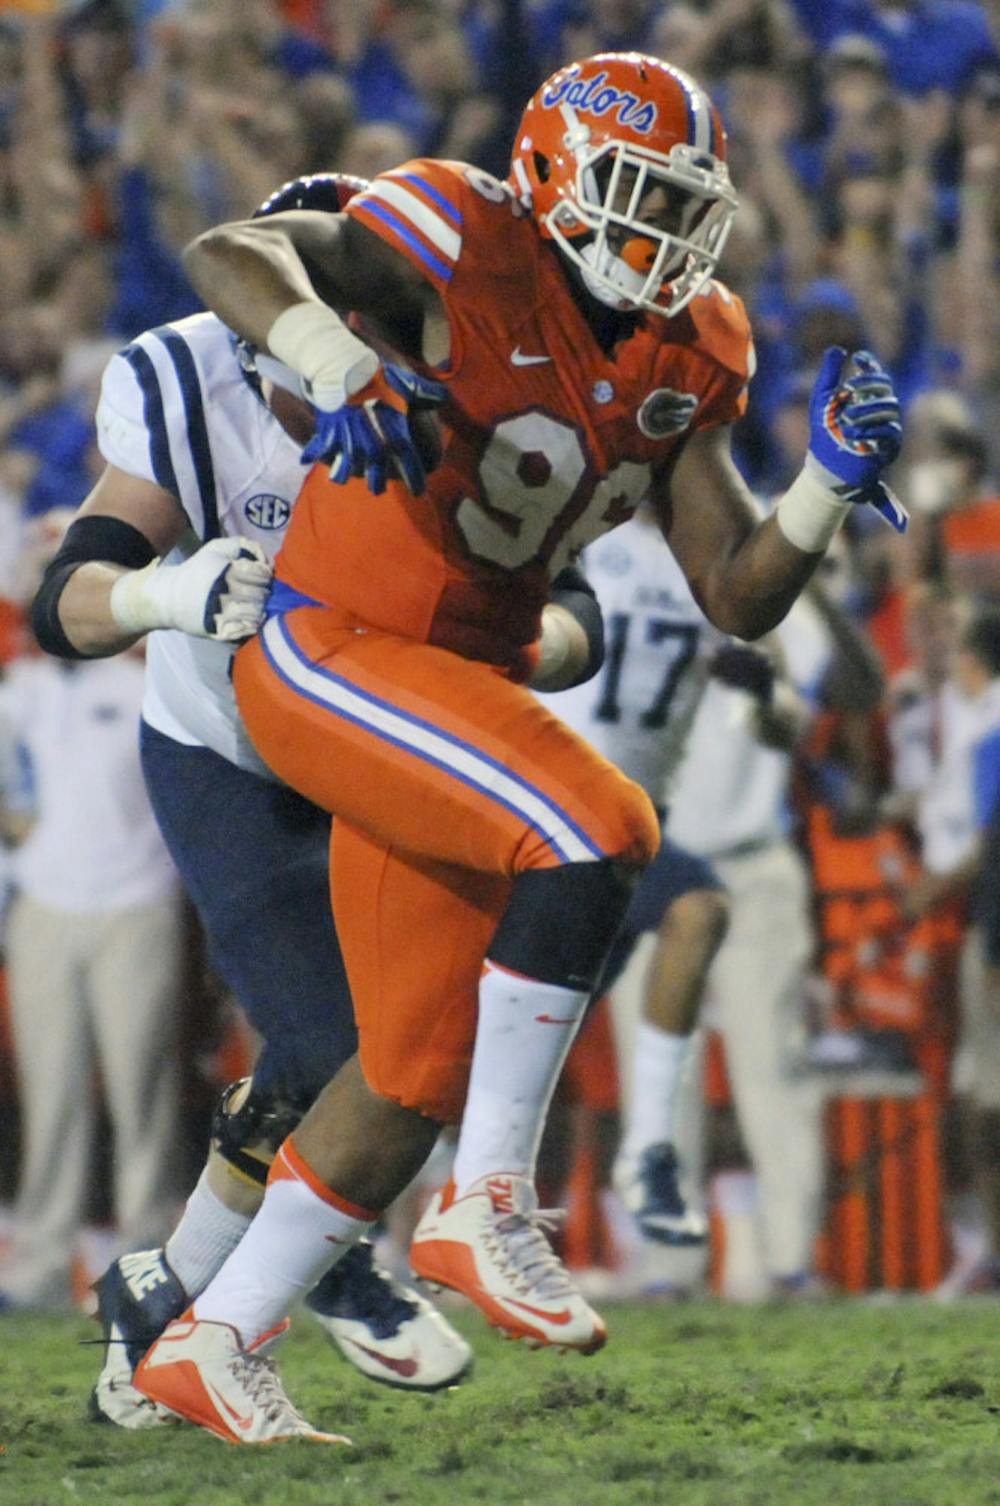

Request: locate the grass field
(2, 1298), (1000, 1506)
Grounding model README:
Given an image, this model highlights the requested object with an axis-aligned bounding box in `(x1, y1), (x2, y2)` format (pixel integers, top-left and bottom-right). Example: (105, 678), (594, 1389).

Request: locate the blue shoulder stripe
(358, 199), (454, 282)
(398, 172), (463, 226)
(121, 344), (178, 496)
(152, 326), (220, 540)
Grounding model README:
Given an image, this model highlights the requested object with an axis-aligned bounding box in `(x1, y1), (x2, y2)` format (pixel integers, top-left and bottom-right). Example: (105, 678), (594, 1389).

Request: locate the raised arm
(656, 346), (902, 640)
(655, 425), (819, 638)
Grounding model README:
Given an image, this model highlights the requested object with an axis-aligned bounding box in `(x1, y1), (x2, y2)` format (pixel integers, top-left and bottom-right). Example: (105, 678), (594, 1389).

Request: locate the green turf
(1, 1299), (999, 1506)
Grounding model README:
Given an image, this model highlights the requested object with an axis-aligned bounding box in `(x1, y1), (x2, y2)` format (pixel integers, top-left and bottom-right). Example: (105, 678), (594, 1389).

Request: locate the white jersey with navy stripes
(668, 595), (832, 858)
(96, 312), (304, 773)
(541, 515), (722, 807)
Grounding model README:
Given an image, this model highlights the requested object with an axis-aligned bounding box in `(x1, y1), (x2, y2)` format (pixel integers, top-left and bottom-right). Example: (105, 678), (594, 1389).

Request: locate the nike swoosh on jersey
(343, 1339), (420, 1378)
(534, 1014), (579, 1025)
(510, 347), (552, 366)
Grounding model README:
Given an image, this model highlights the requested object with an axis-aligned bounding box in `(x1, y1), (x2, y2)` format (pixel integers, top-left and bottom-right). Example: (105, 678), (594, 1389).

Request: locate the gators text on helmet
(510, 53), (739, 318)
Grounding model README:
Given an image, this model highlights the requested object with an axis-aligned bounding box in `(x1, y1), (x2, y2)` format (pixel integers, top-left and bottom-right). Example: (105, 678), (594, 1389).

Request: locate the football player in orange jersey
(133, 53), (904, 1442)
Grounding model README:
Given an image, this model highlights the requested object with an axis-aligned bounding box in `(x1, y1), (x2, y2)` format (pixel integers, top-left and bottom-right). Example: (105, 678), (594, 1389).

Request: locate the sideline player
(29, 175), (474, 1424)
(540, 506), (732, 1249)
(133, 52), (903, 1442)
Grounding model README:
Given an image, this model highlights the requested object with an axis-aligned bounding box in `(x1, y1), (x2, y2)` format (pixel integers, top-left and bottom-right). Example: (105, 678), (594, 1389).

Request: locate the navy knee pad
(488, 859), (639, 990)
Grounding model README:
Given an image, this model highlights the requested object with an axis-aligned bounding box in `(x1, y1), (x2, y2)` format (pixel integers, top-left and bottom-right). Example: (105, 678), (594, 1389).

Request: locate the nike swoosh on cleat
(505, 1299), (573, 1325)
(343, 1339), (419, 1378)
(534, 1014), (578, 1025)
(205, 1381), (254, 1431)
(324, 1234), (351, 1244)
(511, 347), (552, 367)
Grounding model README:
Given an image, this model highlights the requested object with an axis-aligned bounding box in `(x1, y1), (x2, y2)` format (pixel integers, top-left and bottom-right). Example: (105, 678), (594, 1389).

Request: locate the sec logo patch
(636, 388), (698, 440)
(245, 494), (291, 530)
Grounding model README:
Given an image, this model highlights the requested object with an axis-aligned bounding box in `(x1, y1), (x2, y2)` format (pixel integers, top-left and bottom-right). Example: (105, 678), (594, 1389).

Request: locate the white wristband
(775, 467), (853, 554)
(536, 603), (575, 680)
(266, 301), (378, 410)
(109, 559), (169, 635)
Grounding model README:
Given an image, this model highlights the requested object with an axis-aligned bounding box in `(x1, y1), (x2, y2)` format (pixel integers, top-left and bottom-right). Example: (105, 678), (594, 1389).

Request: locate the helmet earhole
(533, 152), (551, 184)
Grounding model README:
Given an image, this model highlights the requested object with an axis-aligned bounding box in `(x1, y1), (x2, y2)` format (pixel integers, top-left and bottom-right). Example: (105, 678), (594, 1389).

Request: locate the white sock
(451, 962), (589, 1194)
(164, 1169), (253, 1299)
(620, 1021), (692, 1163)
(193, 1139), (375, 1344)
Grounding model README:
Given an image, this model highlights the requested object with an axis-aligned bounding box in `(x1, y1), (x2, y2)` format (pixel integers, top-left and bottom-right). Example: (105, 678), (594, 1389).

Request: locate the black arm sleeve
(30, 515), (158, 660)
(549, 563), (605, 688)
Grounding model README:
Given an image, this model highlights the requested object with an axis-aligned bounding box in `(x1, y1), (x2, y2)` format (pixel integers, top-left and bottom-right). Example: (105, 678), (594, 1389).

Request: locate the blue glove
(806, 347), (907, 533)
(300, 363), (448, 496)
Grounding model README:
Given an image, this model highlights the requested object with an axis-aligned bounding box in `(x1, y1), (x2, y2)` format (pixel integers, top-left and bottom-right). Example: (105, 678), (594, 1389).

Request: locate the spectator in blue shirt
(0, 305), (95, 519)
(787, 0), (997, 97)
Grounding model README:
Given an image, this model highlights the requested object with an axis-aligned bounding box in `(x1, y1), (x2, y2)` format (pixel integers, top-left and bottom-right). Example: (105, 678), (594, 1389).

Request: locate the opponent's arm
(806, 573), (885, 714)
(183, 213), (446, 494)
(31, 466), (271, 659)
(656, 347), (902, 640)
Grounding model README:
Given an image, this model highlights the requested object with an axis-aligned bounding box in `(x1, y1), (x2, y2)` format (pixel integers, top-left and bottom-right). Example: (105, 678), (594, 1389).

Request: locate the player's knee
(490, 856), (644, 988)
(514, 772), (658, 876)
(607, 779), (661, 870)
(211, 1076), (314, 1189)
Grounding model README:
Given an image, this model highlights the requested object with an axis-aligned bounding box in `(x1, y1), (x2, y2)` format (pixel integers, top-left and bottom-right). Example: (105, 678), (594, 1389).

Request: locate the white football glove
(109, 537), (272, 642)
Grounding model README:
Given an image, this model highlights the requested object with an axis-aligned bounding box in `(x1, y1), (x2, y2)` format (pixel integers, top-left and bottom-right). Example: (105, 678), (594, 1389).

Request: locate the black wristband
(29, 514), (158, 661)
(551, 563), (596, 602)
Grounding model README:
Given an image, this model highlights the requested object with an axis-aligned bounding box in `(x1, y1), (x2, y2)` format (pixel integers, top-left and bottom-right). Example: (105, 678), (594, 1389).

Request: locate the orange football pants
(234, 606), (659, 1119)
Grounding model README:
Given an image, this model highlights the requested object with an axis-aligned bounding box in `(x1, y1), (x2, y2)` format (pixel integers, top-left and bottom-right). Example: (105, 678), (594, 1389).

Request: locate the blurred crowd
(2, 0), (1000, 521)
(2, 0), (1000, 1303)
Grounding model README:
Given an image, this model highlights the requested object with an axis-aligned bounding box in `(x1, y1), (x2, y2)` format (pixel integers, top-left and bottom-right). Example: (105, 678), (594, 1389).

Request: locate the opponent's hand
(805, 347), (907, 531)
(109, 537), (272, 642)
(710, 643), (775, 704)
(301, 362), (447, 496)
(198, 540), (273, 640)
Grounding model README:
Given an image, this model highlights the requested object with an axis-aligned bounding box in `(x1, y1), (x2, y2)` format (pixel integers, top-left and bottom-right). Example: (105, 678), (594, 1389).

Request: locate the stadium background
(1, 0), (1000, 1310)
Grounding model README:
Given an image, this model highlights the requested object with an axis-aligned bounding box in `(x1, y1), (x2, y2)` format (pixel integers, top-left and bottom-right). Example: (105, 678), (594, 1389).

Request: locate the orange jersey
(276, 158), (753, 670)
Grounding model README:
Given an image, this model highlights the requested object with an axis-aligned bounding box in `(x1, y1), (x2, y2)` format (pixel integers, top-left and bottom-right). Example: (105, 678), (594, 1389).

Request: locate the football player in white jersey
(30, 175), (474, 1422)
(667, 550), (885, 1294)
(542, 507), (733, 1248)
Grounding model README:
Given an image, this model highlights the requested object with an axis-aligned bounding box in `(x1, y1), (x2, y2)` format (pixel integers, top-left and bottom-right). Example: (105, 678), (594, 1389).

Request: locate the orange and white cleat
(410, 1174), (607, 1354)
(133, 1312), (350, 1445)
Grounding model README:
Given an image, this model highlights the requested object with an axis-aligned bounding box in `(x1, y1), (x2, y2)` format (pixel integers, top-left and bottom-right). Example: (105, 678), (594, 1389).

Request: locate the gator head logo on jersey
(637, 387), (699, 439)
(245, 493), (291, 530)
(510, 52), (738, 320)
